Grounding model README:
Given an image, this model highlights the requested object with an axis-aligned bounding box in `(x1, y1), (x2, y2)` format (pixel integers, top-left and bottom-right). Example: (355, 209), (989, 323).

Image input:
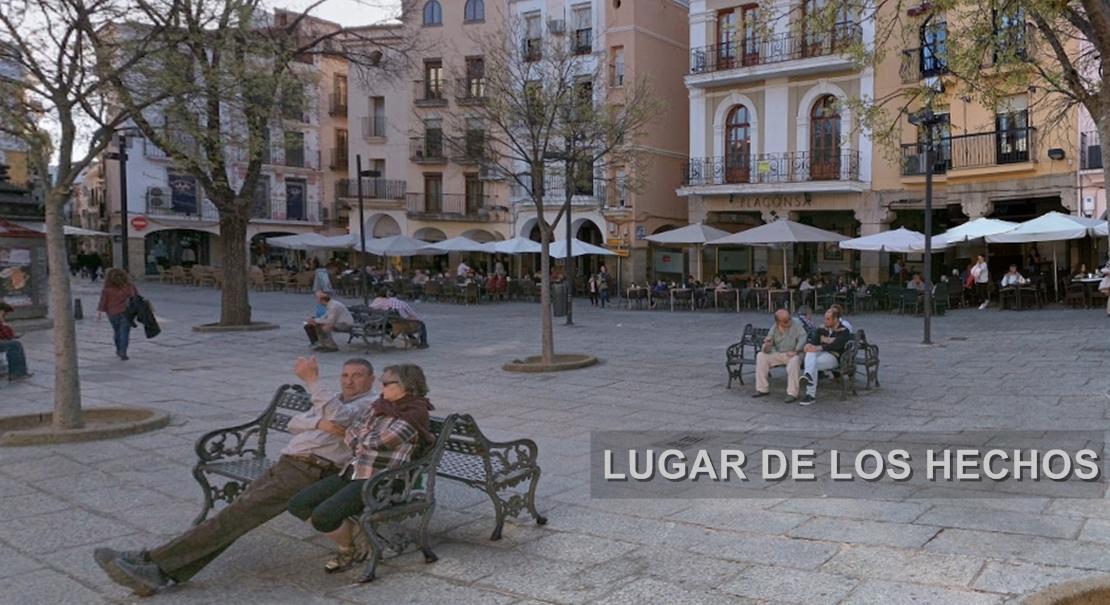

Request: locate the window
(524, 13), (542, 61)
(465, 56), (485, 98)
(366, 97), (386, 138)
(573, 158), (593, 195)
(464, 0), (484, 22)
(610, 48), (625, 86)
(252, 177), (270, 219)
(572, 5), (592, 54)
(331, 74), (348, 116)
(334, 128), (349, 168)
(994, 7), (1026, 60)
(285, 179), (306, 220)
(423, 60), (443, 101)
(465, 117), (485, 158)
(810, 95), (841, 180)
(740, 5), (759, 66)
(284, 131), (306, 168)
(802, 0), (853, 57)
(424, 118), (443, 157)
(280, 84), (306, 122)
(424, 174), (443, 212)
(423, 0), (442, 25)
(465, 174), (484, 214)
(569, 78), (593, 124)
(725, 105), (751, 183)
(524, 80), (545, 125)
(167, 170), (198, 215)
(914, 110), (951, 173)
(995, 96), (1029, 163)
(717, 9), (735, 69)
(920, 18), (947, 75)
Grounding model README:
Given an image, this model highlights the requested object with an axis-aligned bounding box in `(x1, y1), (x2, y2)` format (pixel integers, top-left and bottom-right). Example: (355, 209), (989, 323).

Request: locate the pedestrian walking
(97, 268), (139, 360)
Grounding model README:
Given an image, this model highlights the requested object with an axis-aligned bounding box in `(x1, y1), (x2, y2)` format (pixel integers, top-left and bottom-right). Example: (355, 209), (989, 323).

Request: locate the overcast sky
(277, 0), (400, 26)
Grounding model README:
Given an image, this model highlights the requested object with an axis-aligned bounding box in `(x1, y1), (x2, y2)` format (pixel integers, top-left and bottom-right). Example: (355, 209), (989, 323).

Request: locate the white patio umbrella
(986, 212), (1106, 296)
(548, 238), (617, 259)
(707, 219), (848, 281)
(15, 222), (111, 237)
(1096, 222), (1108, 237)
(840, 227), (926, 252)
(363, 235), (437, 257)
(307, 234), (359, 250)
(266, 233), (328, 250)
(427, 236), (496, 253)
(646, 222), (731, 281)
(927, 217), (1020, 249)
(493, 236), (543, 254)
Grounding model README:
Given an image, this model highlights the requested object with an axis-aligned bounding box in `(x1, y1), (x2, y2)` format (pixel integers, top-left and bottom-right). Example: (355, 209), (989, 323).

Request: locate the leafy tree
(110, 0), (422, 326)
(0, 0), (179, 429)
(454, 17), (663, 363)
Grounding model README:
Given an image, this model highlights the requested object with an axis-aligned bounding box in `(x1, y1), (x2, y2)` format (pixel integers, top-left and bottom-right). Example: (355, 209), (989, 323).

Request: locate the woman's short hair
(382, 363), (429, 398)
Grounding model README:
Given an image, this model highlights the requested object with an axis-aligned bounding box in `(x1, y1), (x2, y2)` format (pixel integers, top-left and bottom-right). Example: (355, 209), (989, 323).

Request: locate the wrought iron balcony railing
(405, 192), (491, 216)
(336, 178), (406, 201)
(899, 127), (1036, 175)
(900, 45), (948, 83)
(681, 150), (862, 185)
(689, 23), (862, 74)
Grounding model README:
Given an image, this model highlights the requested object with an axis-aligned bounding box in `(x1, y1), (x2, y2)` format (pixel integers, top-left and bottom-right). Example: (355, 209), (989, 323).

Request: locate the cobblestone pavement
(1, 279), (1108, 604)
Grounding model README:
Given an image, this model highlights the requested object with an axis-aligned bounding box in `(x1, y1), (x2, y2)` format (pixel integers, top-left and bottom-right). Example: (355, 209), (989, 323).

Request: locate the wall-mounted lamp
(1047, 148), (1066, 161)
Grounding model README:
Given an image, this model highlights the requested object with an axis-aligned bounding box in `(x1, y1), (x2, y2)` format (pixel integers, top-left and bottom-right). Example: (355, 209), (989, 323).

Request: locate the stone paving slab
(0, 279), (1108, 604)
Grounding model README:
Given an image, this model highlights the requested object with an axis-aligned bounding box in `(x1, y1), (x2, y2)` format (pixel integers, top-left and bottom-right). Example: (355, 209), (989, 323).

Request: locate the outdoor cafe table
(1074, 277), (1103, 307)
(713, 288), (740, 312)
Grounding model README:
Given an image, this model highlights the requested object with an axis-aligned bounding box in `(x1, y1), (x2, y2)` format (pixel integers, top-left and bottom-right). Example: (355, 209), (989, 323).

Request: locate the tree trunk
(539, 216), (554, 364)
(45, 190), (83, 429)
(217, 197), (252, 325)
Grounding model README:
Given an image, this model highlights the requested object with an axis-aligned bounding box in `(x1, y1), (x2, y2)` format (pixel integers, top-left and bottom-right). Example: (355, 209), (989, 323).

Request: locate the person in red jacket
(97, 268), (139, 360)
(0, 302), (32, 381)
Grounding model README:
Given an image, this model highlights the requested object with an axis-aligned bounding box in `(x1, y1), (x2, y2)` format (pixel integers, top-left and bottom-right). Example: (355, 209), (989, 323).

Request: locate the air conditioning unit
(147, 187), (168, 208)
(548, 19), (566, 34)
(321, 206), (330, 220)
(479, 166), (505, 181)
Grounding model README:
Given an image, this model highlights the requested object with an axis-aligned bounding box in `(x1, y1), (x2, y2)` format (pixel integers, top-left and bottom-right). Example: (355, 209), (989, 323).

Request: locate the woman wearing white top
(972, 255), (990, 309)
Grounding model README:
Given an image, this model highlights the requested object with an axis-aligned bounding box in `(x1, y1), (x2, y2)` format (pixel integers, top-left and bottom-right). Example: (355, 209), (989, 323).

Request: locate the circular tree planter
(0, 408), (171, 446)
(192, 321), (279, 333)
(503, 354), (598, 373)
(1019, 577), (1110, 605)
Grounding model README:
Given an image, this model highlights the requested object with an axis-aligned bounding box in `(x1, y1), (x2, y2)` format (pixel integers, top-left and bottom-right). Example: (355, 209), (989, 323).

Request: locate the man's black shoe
(102, 558), (169, 596)
(94, 547), (147, 572)
(751, 391), (769, 398)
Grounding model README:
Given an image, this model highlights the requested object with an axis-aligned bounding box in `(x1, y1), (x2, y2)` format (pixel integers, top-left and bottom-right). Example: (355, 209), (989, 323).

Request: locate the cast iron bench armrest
(356, 414), (460, 583)
(194, 417), (270, 465)
(725, 324), (768, 388)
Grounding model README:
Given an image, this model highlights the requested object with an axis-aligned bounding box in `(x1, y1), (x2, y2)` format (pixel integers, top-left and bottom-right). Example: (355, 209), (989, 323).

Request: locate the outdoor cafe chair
(898, 288), (921, 315)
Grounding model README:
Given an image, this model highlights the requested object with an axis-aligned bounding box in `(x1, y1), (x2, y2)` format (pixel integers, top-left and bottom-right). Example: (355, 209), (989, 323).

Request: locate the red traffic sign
(131, 216), (149, 231)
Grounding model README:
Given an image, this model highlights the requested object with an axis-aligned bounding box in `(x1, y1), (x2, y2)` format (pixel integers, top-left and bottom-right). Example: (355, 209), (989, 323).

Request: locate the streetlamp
(354, 154), (380, 306)
(543, 150), (575, 325)
(908, 107), (948, 345)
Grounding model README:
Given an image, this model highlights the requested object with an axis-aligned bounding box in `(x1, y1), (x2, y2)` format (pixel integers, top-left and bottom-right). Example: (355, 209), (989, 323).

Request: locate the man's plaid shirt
(342, 408), (418, 480)
(369, 297), (419, 320)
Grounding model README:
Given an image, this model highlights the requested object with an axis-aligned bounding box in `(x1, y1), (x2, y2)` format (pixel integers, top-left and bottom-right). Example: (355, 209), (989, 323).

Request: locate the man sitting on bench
(305, 291), (354, 352)
(752, 309), (806, 403)
(369, 288), (428, 348)
(92, 357), (377, 596)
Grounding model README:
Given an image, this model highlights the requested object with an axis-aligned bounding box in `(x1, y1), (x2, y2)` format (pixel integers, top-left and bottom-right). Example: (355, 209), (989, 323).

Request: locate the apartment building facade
(507, 0), (690, 285)
(102, 12), (342, 275)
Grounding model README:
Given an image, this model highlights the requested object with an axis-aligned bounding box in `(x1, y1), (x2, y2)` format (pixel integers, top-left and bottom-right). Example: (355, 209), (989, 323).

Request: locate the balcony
(451, 132), (487, 164)
(414, 79), (448, 106)
(900, 46), (948, 83)
(336, 178), (407, 201)
(523, 38), (541, 62)
(145, 187), (219, 220)
(362, 116), (387, 139)
(329, 92), (348, 117)
(509, 176), (607, 207)
(143, 139), (170, 160)
(455, 77), (486, 104)
(688, 23), (862, 85)
(1081, 130), (1102, 171)
(405, 192), (494, 220)
(572, 28), (592, 55)
(899, 127), (1036, 176)
(682, 151), (862, 186)
(277, 148), (321, 170)
(329, 148), (348, 171)
(410, 135), (447, 163)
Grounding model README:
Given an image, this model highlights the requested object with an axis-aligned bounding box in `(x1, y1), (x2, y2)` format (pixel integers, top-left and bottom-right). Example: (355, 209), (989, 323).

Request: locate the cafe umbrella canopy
(645, 222), (731, 282)
(985, 211), (1106, 297)
(707, 219), (848, 281)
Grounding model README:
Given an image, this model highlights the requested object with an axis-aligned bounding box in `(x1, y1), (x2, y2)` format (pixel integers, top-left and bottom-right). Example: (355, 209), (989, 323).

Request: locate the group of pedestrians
(93, 357), (435, 595)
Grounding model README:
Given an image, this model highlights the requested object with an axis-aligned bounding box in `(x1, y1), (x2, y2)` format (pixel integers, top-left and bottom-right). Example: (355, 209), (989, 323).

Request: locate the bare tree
(109, 0), (423, 326)
(0, 0), (177, 429)
(454, 16), (664, 363)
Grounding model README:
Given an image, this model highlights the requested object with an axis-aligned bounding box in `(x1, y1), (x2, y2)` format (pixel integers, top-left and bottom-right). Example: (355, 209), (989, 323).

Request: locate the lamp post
(105, 134), (130, 275)
(354, 154), (380, 306)
(908, 107), (948, 345)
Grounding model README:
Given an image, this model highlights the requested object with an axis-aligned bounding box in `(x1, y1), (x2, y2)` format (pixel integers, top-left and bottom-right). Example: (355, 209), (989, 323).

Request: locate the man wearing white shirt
(94, 358), (377, 595)
(1000, 264), (1024, 288)
(457, 261), (471, 278)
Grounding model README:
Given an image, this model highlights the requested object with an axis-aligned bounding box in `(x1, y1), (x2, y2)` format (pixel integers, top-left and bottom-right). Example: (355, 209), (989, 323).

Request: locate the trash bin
(552, 283), (567, 317)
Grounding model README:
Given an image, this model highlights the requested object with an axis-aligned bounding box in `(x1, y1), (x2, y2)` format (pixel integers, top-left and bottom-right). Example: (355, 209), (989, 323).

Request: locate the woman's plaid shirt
(342, 410), (418, 480)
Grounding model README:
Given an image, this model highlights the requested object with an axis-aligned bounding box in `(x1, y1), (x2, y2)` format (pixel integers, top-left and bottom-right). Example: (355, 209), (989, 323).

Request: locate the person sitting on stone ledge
(0, 302), (33, 382)
(93, 357), (377, 596)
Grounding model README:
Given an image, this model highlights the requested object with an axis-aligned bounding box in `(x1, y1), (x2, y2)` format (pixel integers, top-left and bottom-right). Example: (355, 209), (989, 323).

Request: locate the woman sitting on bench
(287, 363), (435, 573)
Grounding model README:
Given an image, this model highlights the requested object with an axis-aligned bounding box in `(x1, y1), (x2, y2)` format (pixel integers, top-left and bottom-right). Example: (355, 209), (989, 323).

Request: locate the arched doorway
(810, 95), (841, 180)
(725, 105), (751, 183)
(368, 214), (401, 238)
(574, 219), (605, 278)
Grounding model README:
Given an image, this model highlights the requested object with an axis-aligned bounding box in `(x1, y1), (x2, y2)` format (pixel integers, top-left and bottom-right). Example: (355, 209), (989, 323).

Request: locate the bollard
(74, 298), (84, 320)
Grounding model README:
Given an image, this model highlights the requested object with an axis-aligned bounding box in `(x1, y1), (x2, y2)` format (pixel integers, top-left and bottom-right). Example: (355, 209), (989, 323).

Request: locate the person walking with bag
(97, 268), (139, 360)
